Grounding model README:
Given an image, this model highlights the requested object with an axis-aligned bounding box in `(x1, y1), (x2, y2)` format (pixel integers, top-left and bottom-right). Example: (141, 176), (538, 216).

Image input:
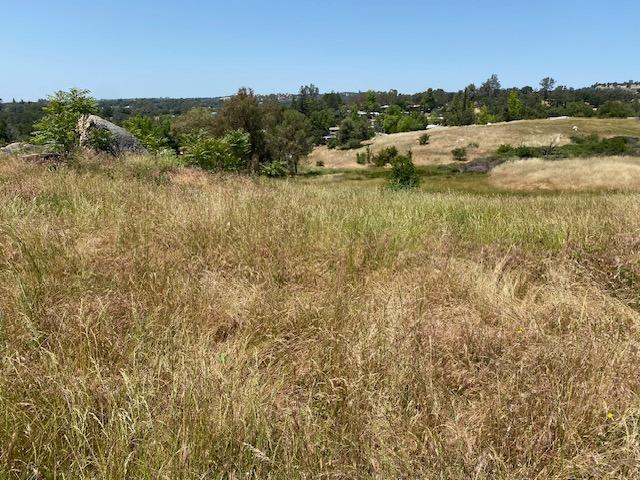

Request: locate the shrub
(418, 133), (430, 145)
(261, 159), (289, 177)
(85, 128), (115, 154)
(356, 146), (372, 165)
(181, 131), (240, 171)
(451, 147), (467, 161)
(372, 146), (399, 167)
(32, 88), (99, 153)
(388, 154), (420, 190)
(496, 144), (515, 156)
(315, 160), (325, 167)
(468, 142), (480, 149)
(123, 115), (177, 153)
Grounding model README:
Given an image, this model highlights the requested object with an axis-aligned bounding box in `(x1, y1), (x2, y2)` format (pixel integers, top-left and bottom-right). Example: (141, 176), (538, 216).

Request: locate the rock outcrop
(77, 115), (147, 156)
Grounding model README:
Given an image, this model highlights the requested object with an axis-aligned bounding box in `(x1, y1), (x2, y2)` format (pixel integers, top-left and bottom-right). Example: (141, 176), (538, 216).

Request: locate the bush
(181, 131), (243, 171)
(356, 146), (372, 165)
(261, 160), (289, 177)
(32, 88), (99, 153)
(372, 146), (399, 167)
(123, 115), (177, 153)
(451, 147), (467, 161)
(418, 133), (430, 145)
(388, 154), (419, 190)
(315, 160), (325, 167)
(86, 128), (115, 154)
(496, 144), (515, 156)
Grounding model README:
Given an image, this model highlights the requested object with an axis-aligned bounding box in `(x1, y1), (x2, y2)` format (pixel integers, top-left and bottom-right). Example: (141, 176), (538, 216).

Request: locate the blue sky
(2, 0), (639, 100)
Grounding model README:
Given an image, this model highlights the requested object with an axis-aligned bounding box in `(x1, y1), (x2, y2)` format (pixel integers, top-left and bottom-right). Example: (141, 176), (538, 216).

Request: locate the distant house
(323, 126), (340, 142)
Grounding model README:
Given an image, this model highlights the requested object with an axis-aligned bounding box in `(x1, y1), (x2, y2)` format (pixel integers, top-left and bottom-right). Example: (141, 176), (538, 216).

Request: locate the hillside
(309, 118), (640, 168)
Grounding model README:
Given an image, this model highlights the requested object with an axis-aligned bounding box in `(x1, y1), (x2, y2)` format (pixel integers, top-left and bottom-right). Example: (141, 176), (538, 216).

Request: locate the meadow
(1, 151), (639, 479)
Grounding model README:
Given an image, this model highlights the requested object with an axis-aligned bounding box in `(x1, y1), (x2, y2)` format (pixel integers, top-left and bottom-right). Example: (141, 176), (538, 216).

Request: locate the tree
(507, 90), (525, 120)
(293, 84), (321, 115)
(335, 116), (374, 149)
(539, 77), (557, 99)
(444, 88), (475, 126)
(365, 90), (378, 112)
(265, 109), (314, 174)
(215, 88), (266, 168)
(171, 107), (218, 139)
(476, 105), (498, 124)
(479, 74), (501, 99)
(309, 108), (336, 143)
(32, 88), (98, 152)
(598, 101), (634, 118)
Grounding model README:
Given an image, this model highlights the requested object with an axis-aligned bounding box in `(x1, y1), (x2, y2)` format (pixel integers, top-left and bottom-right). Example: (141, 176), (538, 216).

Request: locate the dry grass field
(490, 156), (640, 192)
(1, 152), (640, 478)
(309, 117), (640, 168)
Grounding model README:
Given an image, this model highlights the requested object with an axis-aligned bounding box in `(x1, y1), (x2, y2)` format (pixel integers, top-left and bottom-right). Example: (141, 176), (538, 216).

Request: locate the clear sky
(2, 0), (639, 100)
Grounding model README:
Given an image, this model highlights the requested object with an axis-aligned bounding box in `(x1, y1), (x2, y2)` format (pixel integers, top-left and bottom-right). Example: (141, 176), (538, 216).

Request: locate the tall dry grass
(490, 156), (640, 192)
(1, 154), (639, 478)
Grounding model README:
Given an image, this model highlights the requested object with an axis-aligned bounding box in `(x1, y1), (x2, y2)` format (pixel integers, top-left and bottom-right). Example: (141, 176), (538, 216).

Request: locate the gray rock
(77, 115), (147, 156)
(0, 142), (41, 155)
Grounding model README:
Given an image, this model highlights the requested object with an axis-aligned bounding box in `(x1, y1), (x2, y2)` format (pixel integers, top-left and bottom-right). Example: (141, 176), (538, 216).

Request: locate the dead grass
(1, 154), (640, 478)
(490, 156), (640, 191)
(309, 117), (640, 169)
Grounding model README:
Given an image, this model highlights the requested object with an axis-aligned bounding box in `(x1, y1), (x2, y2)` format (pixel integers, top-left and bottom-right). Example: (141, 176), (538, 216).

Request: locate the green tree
(215, 88), (266, 168)
(171, 107), (218, 139)
(598, 101), (634, 118)
(476, 105), (498, 124)
(32, 88), (98, 152)
(336, 116), (374, 149)
(539, 77), (556, 99)
(293, 84), (321, 115)
(507, 90), (525, 120)
(266, 110), (314, 174)
(445, 88), (475, 126)
(365, 90), (378, 112)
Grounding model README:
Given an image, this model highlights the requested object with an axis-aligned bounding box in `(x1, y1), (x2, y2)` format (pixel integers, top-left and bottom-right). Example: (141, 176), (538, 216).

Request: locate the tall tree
(266, 110), (314, 174)
(215, 88), (266, 168)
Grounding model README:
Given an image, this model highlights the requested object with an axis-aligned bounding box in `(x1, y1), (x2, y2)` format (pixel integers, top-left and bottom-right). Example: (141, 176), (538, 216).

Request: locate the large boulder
(78, 115), (147, 156)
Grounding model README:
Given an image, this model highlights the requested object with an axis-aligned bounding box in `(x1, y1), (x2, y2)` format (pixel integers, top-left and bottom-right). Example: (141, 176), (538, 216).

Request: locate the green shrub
(418, 133), (430, 145)
(85, 128), (114, 154)
(262, 160), (289, 177)
(181, 131), (241, 171)
(356, 146), (372, 165)
(388, 154), (419, 190)
(123, 115), (177, 153)
(451, 147), (467, 161)
(372, 146), (399, 167)
(496, 144), (515, 156)
(32, 88), (99, 153)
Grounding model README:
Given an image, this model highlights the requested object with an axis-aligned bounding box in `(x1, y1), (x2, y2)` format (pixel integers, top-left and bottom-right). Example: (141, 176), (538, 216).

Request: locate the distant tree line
(2, 76), (639, 153)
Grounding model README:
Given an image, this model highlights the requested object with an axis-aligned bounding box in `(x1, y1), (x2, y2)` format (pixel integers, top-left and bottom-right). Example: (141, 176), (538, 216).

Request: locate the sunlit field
(1, 154), (639, 479)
